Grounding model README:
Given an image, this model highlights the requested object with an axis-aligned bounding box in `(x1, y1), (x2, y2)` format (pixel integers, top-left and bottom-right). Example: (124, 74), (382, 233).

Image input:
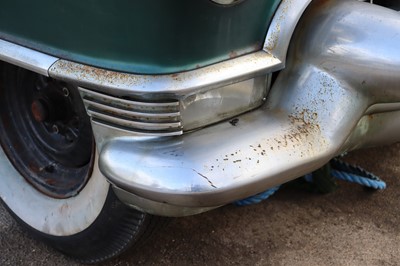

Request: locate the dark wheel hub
(31, 99), (48, 122)
(0, 64), (94, 198)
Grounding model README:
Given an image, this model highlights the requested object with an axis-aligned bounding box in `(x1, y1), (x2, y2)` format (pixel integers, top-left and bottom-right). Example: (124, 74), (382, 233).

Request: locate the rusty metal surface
(49, 52), (282, 98)
(263, 0), (312, 65)
(98, 71), (336, 211)
(98, 0), (400, 216)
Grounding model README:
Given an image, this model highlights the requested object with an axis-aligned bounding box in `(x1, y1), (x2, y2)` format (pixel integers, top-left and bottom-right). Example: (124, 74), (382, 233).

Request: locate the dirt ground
(1, 144), (400, 266)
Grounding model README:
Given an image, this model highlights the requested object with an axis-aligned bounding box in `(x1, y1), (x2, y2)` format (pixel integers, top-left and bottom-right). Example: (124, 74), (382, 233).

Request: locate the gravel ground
(1, 144), (400, 266)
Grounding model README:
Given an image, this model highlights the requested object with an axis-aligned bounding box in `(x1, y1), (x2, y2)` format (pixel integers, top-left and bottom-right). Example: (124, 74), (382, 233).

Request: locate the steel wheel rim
(0, 65), (94, 198)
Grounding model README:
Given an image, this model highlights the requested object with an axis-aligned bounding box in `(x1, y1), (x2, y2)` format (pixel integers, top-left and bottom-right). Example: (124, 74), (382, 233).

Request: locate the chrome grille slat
(78, 87), (182, 136)
(88, 110), (181, 131)
(91, 120), (183, 137)
(79, 87), (179, 110)
(84, 100), (180, 120)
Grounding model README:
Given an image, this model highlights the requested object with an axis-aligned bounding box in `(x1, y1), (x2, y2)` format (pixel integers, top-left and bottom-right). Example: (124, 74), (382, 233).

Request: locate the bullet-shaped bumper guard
(99, 1), (400, 216)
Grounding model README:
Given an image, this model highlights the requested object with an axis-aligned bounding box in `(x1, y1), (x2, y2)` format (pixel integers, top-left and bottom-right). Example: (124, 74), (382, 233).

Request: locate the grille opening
(79, 87), (183, 136)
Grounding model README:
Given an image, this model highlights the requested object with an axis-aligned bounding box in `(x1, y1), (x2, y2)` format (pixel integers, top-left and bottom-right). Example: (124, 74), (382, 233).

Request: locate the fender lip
(0, 39), (58, 77)
(49, 51), (282, 98)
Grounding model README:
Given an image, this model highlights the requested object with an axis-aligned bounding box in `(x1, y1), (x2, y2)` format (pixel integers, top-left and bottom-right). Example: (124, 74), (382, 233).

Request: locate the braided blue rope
(234, 159), (386, 206)
(331, 170), (386, 189)
(234, 185), (281, 206)
(330, 159), (386, 190)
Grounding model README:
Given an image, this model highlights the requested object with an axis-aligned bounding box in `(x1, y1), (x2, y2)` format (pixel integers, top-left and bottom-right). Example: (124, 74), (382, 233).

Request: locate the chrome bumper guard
(97, 0), (400, 216)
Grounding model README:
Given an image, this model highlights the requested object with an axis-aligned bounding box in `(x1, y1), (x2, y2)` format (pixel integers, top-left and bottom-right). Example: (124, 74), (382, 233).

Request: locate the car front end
(1, 0), (400, 262)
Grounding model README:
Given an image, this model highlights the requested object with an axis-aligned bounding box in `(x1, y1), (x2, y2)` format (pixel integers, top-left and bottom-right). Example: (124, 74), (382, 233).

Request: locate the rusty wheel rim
(0, 65), (94, 198)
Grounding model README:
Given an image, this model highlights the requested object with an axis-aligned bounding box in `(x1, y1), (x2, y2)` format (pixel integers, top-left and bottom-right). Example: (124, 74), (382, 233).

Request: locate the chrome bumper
(0, 0), (314, 216)
(97, 0), (400, 216)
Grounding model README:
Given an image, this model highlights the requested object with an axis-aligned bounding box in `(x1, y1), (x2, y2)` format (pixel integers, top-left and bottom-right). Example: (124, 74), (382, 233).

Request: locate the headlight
(79, 75), (270, 136)
(180, 75), (270, 131)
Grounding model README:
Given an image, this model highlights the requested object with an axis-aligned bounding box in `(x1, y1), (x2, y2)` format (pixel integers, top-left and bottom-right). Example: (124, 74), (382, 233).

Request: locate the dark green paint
(0, 0), (281, 74)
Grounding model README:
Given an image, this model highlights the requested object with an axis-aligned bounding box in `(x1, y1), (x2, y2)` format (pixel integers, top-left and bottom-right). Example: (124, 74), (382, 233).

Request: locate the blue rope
(234, 186), (281, 206)
(234, 159), (386, 206)
(331, 170), (386, 189)
(330, 159), (386, 190)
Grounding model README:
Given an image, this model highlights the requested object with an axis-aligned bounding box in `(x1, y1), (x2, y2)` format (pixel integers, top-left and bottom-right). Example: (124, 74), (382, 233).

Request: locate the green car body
(0, 0), (281, 74)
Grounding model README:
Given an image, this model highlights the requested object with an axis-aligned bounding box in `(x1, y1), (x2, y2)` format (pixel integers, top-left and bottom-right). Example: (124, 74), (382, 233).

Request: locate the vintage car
(0, 0), (399, 263)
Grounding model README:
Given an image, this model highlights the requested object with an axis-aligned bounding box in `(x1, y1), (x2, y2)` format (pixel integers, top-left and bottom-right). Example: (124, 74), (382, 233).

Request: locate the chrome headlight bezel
(180, 75), (271, 131)
(79, 74), (271, 136)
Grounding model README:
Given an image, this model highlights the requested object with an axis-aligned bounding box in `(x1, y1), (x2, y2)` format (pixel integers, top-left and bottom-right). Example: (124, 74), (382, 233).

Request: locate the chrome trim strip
(88, 110), (181, 131)
(92, 120), (183, 137)
(50, 52), (282, 97)
(113, 186), (218, 217)
(263, 0), (312, 65)
(0, 39), (58, 77)
(79, 87), (179, 108)
(364, 103), (400, 115)
(83, 100), (180, 119)
(79, 87), (182, 135)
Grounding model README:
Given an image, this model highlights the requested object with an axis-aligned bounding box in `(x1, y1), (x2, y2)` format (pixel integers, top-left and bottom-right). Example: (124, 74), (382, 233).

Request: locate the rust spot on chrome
(229, 51), (238, 59)
(273, 108), (326, 157)
(51, 60), (141, 88)
(264, 0), (292, 52)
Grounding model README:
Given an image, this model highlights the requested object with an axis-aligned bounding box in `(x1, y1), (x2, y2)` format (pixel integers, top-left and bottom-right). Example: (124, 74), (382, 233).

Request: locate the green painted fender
(0, 0), (281, 74)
